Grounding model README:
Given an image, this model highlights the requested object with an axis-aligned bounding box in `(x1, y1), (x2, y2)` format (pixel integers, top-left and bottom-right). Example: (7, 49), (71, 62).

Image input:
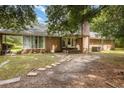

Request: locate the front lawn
(0, 54), (58, 80)
(96, 48), (124, 67)
(101, 48), (124, 55)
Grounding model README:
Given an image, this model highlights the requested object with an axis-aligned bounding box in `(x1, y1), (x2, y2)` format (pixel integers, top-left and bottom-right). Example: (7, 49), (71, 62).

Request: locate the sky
(34, 6), (48, 24)
(34, 5), (100, 25)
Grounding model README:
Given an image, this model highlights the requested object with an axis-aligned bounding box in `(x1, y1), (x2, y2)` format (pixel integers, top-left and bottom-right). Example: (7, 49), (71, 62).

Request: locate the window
(23, 36), (45, 49)
(62, 39), (66, 47)
(31, 36), (35, 48)
(68, 38), (71, 45)
(62, 37), (76, 48)
(31, 36), (34, 48)
(23, 36), (31, 49)
(35, 36), (38, 48)
(39, 37), (44, 48)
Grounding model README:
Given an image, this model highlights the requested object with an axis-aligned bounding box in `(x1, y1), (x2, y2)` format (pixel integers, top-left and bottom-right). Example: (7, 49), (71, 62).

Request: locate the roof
(90, 32), (101, 38)
(0, 24), (111, 40)
(0, 24), (48, 36)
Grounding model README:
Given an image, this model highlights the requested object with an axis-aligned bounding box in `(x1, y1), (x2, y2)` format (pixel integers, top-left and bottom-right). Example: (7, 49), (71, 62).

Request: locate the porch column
(81, 20), (90, 53)
(0, 34), (2, 55)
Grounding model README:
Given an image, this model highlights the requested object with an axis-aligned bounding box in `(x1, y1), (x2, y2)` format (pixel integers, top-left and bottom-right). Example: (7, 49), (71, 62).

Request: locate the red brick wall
(45, 37), (62, 52)
(21, 36), (62, 54)
(89, 39), (114, 51)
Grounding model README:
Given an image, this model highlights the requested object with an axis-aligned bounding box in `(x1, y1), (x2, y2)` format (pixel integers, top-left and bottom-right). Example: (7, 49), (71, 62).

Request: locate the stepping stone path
(87, 74), (97, 79)
(82, 59), (90, 62)
(66, 58), (72, 62)
(0, 54), (101, 87)
(27, 72), (38, 76)
(0, 60), (9, 68)
(0, 77), (21, 85)
(46, 65), (52, 69)
(51, 64), (57, 67)
(37, 68), (46, 71)
(55, 62), (61, 65)
(60, 59), (66, 63)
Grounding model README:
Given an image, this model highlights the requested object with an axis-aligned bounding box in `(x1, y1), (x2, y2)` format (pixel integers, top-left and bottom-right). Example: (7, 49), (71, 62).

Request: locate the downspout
(81, 22), (83, 53)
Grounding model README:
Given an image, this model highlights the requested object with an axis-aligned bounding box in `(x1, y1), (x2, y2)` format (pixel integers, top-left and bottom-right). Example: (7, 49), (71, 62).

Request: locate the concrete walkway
(0, 54), (101, 88)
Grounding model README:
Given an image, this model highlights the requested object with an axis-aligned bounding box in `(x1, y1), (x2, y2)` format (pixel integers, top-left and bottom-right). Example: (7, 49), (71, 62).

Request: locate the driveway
(0, 53), (122, 88)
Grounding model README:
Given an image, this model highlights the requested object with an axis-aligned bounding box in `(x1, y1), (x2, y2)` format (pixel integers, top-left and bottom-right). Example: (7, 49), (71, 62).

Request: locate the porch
(61, 36), (82, 53)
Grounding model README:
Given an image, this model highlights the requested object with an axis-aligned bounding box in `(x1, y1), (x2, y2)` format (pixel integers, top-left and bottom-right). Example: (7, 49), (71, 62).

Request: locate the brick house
(0, 22), (114, 54)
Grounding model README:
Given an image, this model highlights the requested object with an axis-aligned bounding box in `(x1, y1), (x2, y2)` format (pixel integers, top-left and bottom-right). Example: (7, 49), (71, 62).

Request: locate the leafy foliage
(3, 36), (23, 48)
(91, 6), (124, 47)
(46, 5), (105, 36)
(0, 5), (36, 30)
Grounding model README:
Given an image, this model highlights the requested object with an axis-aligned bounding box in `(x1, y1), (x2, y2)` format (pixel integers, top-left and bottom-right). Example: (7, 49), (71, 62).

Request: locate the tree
(46, 5), (106, 53)
(0, 5), (37, 55)
(91, 6), (124, 47)
(46, 5), (106, 36)
(0, 5), (36, 30)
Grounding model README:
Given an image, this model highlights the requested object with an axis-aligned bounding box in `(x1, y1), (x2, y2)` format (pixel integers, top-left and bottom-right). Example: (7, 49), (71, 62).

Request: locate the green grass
(101, 49), (124, 55)
(96, 48), (124, 67)
(0, 54), (58, 80)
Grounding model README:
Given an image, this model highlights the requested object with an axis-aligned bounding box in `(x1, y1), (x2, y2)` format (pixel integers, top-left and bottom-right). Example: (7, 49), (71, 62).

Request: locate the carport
(0, 32), (23, 55)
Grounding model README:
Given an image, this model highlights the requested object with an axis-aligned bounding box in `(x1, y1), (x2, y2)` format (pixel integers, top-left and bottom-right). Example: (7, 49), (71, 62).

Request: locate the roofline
(0, 32), (62, 37)
(90, 37), (113, 40)
(0, 32), (45, 36)
(0, 32), (113, 40)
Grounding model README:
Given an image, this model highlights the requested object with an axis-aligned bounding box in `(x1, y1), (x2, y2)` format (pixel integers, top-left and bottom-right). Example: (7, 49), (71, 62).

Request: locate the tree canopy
(91, 6), (124, 39)
(91, 6), (124, 47)
(0, 5), (36, 30)
(46, 5), (105, 36)
(46, 5), (124, 47)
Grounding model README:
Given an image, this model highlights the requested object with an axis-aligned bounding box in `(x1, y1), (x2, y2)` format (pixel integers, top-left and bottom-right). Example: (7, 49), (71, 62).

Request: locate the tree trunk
(81, 20), (90, 53)
(101, 37), (104, 51)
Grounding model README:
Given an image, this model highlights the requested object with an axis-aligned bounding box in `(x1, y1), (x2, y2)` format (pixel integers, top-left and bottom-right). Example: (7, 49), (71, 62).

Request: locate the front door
(62, 37), (76, 48)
